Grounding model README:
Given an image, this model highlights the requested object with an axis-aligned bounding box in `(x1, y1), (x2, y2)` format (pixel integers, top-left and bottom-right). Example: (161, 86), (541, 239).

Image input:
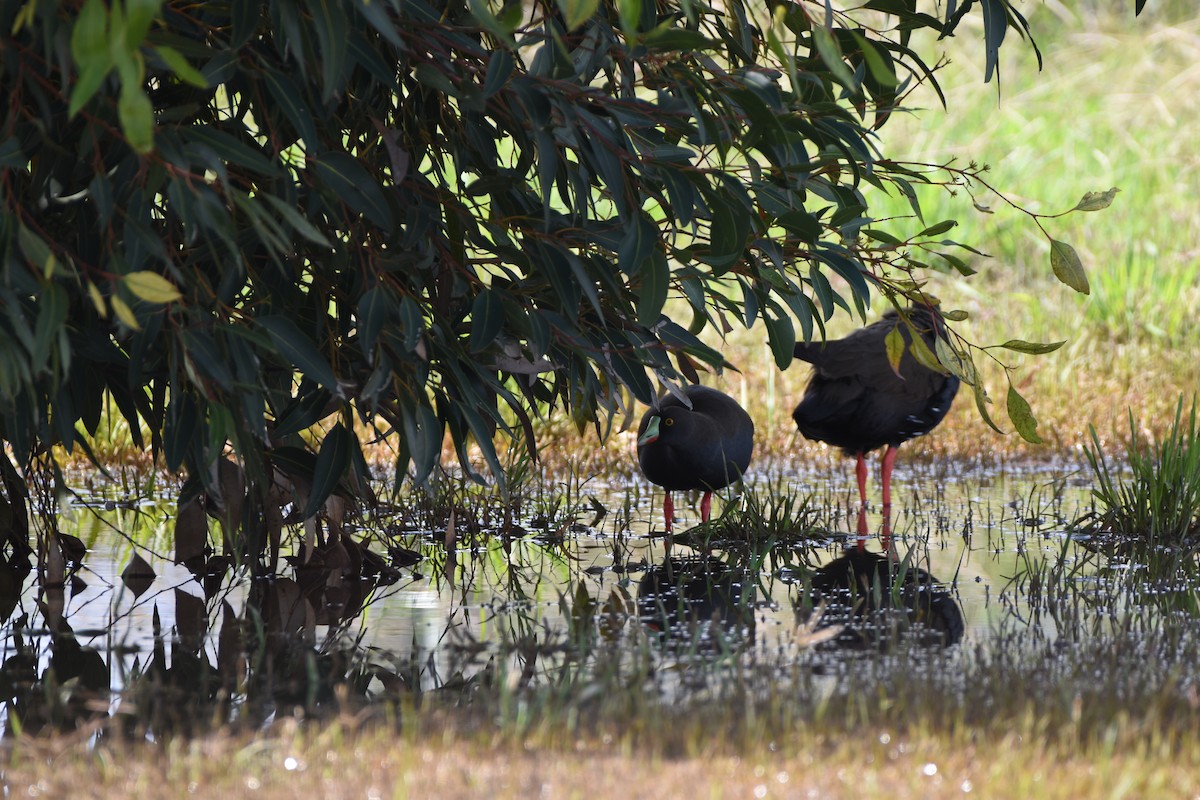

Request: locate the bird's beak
(638, 416), (661, 446)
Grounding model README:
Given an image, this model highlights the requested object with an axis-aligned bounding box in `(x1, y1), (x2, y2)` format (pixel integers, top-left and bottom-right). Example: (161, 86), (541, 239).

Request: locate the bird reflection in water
(801, 508), (965, 649)
(636, 554), (755, 652)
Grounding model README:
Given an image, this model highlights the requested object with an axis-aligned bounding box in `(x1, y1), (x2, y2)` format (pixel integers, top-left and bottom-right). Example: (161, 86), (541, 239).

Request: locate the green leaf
(311, 151), (394, 229)
(618, 212), (657, 278)
(469, 289), (505, 353)
(764, 311), (795, 370)
(305, 0), (349, 102)
(181, 330), (234, 391)
(616, 0), (642, 36)
(17, 225), (54, 276)
(68, 0), (112, 117)
(1006, 382), (1044, 444)
(972, 381), (1004, 435)
(643, 26), (716, 52)
(918, 219), (956, 237)
(637, 252), (670, 326)
(401, 402), (443, 486)
(357, 287), (389, 355)
(997, 339), (1066, 355)
(272, 390), (334, 438)
(259, 194), (331, 246)
(934, 251), (976, 276)
(261, 70), (318, 146)
(304, 422), (352, 519)
(124, 271), (182, 303)
(258, 315), (340, 392)
(164, 392), (200, 473)
(125, 0), (161, 46)
(482, 49), (514, 98)
(1071, 187), (1120, 212)
(32, 284), (68, 373)
(854, 34), (899, 87)
(1050, 239), (1089, 294)
(468, 0), (518, 46)
(861, 228), (903, 246)
(556, 0), (601, 31)
(154, 45), (208, 88)
(812, 24), (856, 89)
(980, 0), (1008, 84)
(118, 83), (156, 154)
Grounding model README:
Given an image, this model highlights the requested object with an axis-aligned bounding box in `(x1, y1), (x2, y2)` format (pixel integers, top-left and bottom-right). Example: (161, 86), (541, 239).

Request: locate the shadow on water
(4, 460), (1200, 738)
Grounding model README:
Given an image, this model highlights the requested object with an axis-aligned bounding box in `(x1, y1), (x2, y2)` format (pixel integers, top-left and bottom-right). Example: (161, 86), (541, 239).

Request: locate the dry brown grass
(6, 718), (1198, 800)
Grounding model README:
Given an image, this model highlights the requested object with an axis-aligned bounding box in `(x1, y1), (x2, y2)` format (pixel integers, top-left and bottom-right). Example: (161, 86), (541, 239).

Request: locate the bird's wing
(793, 318), (898, 380)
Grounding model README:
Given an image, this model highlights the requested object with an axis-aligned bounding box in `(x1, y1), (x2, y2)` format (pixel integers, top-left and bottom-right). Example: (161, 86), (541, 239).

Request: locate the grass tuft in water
(672, 477), (824, 552)
(1079, 397), (1200, 557)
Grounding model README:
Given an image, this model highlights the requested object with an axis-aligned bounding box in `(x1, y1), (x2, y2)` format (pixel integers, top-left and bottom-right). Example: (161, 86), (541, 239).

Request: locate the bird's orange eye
(664, 417), (674, 426)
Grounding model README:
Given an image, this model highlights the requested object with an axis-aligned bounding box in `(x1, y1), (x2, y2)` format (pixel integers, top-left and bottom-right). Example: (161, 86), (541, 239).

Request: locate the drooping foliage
(0, 1), (1137, 562)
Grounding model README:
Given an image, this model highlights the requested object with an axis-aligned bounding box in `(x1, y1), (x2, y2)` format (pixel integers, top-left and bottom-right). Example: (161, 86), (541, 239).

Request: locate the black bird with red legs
(637, 385), (754, 533)
(792, 306), (959, 509)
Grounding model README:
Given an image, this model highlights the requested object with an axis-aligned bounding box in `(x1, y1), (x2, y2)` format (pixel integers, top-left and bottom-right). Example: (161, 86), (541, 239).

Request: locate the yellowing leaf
(124, 271), (182, 303)
(86, 282), (107, 318)
(111, 294), (140, 330)
(934, 335), (970, 382)
(883, 325), (904, 378)
(906, 329), (942, 374)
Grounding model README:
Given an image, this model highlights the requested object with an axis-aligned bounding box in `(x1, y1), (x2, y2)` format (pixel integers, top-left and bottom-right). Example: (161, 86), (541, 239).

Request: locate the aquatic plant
(1080, 398), (1200, 552)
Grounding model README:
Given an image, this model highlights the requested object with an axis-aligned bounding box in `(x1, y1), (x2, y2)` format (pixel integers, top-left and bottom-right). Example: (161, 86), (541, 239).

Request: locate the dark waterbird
(637, 554), (755, 649)
(804, 547), (965, 649)
(792, 307), (959, 508)
(637, 385), (754, 532)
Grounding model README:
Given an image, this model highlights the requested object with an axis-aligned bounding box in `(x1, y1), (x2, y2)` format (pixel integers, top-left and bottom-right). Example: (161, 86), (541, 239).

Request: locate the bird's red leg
(700, 490), (713, 523)
(663, 493), (675, 533)
(881, 505), (895, 559)
(855, 505), (868, 552)
(881, 445), (899, 510)
(855, 452), (869, 506)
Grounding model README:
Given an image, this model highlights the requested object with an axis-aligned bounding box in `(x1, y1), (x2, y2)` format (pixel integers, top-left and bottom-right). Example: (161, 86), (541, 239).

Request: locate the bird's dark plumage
(792, 307), (959, 506)
(637, 385), (754, 531)
(805, 548), (965, 649)
(637, 555), (755, 648)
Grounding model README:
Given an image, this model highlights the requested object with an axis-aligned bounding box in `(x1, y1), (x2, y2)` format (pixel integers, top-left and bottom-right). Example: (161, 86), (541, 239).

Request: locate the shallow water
(0, 458), (1122, 706)
(7, 450), (1200, 737)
